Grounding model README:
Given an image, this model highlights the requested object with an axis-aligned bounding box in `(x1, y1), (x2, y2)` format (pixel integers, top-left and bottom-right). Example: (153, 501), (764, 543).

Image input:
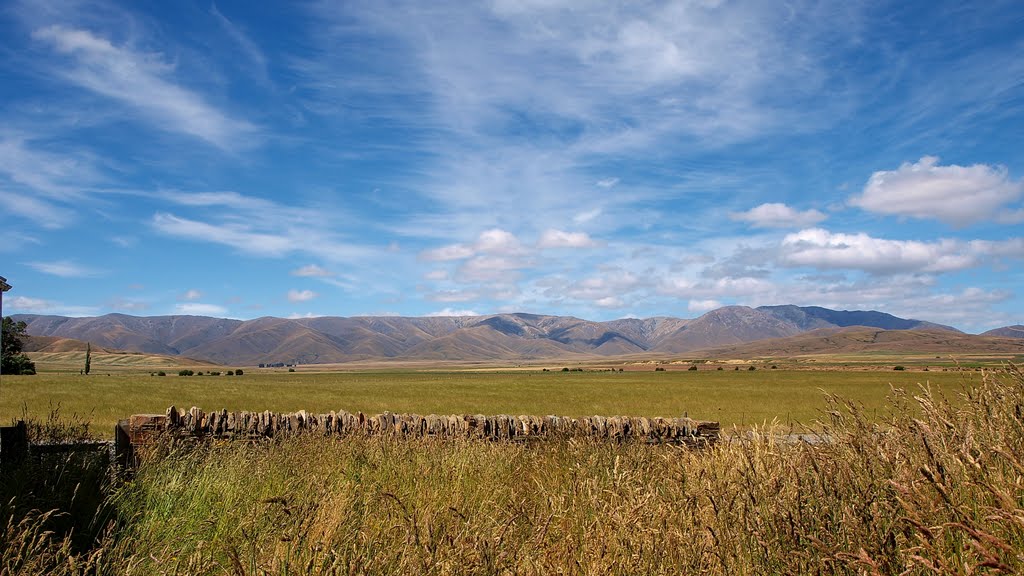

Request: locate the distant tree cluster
(2, 316), (36, 375)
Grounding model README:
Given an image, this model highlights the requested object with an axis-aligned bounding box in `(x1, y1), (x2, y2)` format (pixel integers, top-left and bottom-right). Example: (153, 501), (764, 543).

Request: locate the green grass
(0, 368), (976, 430)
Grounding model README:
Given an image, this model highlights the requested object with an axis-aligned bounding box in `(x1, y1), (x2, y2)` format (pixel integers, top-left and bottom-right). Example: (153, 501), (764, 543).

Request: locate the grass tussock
(3, 366), (1024, 575)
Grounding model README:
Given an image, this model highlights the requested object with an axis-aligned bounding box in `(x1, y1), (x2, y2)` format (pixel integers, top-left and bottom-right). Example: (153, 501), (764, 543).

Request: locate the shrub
(210, 371), (221, 376)
(748, 366), (756, 371)
(178, 369), (194, 376)
(227, 370), (235, 376)
(157, 371), (166, 377)
(235, 368), (243, 376)
(655, 367), (666, 372)
(771, 365), (778, 369)
(717, 366), (723, 371)
(288, 368), (295, 372)
(893, 365), (905, 371)
(562, 367), (569, 372)
(688, 365), (698, 371)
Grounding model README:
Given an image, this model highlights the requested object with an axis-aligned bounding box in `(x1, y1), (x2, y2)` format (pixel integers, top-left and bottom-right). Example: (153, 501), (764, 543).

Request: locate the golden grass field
(0, 363), (981, 431)
(2, 365), (1022, 574)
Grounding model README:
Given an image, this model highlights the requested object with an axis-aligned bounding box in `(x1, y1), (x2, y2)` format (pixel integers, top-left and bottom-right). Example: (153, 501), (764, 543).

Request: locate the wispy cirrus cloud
(7, 295), (98, 316)
(291, 264), (334, 278)
(32, 25), (255, 150)
(27, 259), (101, 278)
(537, 230), (599, 249)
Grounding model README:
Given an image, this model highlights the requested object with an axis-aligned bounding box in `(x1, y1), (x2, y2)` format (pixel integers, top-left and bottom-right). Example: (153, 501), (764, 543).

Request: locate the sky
(1, 0), (1023, 333)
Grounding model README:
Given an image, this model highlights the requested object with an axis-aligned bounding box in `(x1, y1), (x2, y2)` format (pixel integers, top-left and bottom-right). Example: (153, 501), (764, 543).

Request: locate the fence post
(0, 420), (28, 467)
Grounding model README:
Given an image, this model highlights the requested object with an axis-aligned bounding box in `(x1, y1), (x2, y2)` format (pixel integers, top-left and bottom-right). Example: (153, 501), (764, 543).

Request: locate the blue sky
(1, 0), (1023, 332)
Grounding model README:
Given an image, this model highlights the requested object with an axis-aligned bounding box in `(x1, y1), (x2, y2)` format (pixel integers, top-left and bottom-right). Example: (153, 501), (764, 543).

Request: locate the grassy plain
(3, 366), (1023, 574)
(0, 366), (977, 431)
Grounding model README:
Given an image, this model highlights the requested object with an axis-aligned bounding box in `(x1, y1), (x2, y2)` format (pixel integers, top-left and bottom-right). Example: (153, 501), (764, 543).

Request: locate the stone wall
(128, 406), (720, 446)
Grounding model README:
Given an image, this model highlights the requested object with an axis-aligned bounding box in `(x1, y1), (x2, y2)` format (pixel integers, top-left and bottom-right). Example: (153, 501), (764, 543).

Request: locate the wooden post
(0, 420), (28, 468)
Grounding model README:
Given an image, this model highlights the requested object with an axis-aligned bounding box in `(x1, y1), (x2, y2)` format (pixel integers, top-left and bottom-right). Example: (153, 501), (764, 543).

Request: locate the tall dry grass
(2, 366), (1023, 575)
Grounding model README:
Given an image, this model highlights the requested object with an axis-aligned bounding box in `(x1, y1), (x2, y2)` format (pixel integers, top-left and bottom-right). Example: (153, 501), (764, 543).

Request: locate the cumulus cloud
(291, 264), (334, 277)
(730, 203), (827, 228)
(175, 303), (228, 316)
(287, 289), (317, 302)
(423, 269), (449, 281)
(537, 229), (598, 249)
(424, 229), (525, 260)
(688, 299), (722, 313)
(850, 156), (1024, 226)
(27, 260), (99, 278)
(779, 228), (975, 274)
(596, 178), (619, 188)
(475, 229), (523, 255)
(425, 308), (479, 317)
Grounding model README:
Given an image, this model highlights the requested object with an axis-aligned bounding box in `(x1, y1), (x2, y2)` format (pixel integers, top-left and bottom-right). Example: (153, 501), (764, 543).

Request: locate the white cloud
(291, 264), (334, 277)
(688, 299), (722, 313)
(420, 244), (475, 262)
(153, 213), (295, 256)
(779, 228), (975, 274)
(6, 295), (98, 317)
(424, 269), (449, 281)
(456, 255), (528, 283)
(425, 308), (479, 317)
(27, 260), (99, 278)
(175, 302), (228, 316)
(573, 207), (602, 224)
(475, 229), (523, 255)
(596, 178), (619, 188)
(420, 229), (524, 262)
(595, 296), (624, 308)
(287, 289), (317, 303)
(850, 156), (1024, 226)
(180, 289), (203, 301)
(288, 312), (323, 319)
(32, 25), (255, 150)
(427, 290), (478, 303)
(730, 203), (827, 228)
(0, 190), (74, 229)
(537, 229), (598, 249)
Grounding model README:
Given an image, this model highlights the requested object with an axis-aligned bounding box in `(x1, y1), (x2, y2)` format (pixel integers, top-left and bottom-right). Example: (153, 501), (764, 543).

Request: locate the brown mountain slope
(690, 327), (1024, 358)
(22, 335), (112, 353)
(982, 325), (1024, 339)
(653, 306), (803, 353)
(13, 307), (984, 366)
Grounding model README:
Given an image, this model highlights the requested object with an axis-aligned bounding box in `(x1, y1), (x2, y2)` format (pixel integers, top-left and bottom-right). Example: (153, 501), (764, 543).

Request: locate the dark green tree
(2, 316), (36, 375)
(84, 342), (92, 375)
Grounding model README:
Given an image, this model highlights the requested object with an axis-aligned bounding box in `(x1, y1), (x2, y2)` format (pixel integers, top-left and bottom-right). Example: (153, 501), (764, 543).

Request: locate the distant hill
(982, 325), (1024, 339)
(756, 305), (959, 332)
(13, 305), (969, 366)
(691, 326), (1024, 359)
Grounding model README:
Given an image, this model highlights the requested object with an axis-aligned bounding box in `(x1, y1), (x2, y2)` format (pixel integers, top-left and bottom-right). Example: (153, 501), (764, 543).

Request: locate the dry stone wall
(133, 406), (720, 446)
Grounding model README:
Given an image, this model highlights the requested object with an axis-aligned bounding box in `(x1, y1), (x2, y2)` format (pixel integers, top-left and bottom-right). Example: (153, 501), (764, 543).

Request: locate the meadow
(1, 365), (1022, 574)
(0, 367), (977, 431)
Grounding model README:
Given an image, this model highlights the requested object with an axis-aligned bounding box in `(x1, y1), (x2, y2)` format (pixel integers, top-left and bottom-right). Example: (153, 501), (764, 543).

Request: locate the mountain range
(15, 304), (1005, 366)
